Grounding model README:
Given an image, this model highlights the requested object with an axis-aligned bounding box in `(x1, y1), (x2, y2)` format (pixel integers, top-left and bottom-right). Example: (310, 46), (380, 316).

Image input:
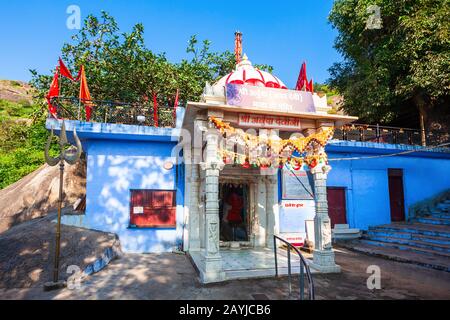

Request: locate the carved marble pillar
(188, 162), (201, 251)
(199, 112), (225, 283)
(310, 150), (340, 273)
(255, 178), (266, 247)
(265, 175), (278, 249)
(187, 119), (205, 251)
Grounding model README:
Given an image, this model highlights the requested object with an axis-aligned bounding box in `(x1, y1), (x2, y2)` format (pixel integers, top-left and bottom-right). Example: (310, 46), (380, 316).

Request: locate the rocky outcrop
(0, 80), (33, 104)
(0, 160), (86, 234)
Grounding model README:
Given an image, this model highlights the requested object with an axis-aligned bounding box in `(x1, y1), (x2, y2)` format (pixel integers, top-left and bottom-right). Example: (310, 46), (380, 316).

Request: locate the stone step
(414, 217), (450, 226)
(436, 204), (450, 211)
(363, 234), (450, 253)
(429, 212), (450, 219)
(338, 241), (450, 272)
(369, 223), (450, 239)
(359, 239), (450, 258)
(366, 230), (450, 246)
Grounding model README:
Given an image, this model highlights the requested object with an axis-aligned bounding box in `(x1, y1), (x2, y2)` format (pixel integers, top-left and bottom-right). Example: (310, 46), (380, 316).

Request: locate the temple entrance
(219, 182), (250, 242)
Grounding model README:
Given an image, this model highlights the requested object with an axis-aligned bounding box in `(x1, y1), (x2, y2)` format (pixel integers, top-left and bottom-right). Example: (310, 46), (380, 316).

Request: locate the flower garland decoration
(210, 116), (334, 170)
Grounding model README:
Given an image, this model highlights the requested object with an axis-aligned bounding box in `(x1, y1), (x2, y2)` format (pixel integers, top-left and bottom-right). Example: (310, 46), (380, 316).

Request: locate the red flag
(173, 89), (179, 109)
(153, 92), (158, 127)
(308, 79), (314, 93)
(46, 68), (59, 117)
(172, 89), (179, 121)
(79, 65), (93, 121)
(73, 66), (82, 82)
(59, 58), (74, 81)
(295, 62), (308, 91)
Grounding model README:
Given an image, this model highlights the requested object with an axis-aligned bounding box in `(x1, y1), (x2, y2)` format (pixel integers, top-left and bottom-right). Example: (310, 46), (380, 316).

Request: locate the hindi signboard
(238, 113), (301, 131)
(279, 199), (316, 246)
(226, 83), (316, 113)
(282, 168), (315, 200)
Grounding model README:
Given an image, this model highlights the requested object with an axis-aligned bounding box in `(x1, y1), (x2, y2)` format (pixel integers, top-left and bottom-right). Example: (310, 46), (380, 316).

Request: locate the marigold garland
(209, 116), (334, 170)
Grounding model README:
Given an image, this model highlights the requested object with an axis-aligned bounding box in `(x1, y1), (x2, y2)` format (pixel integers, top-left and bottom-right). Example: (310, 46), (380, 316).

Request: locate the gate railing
(333, 123), (448, 147)
(273, 235), (315, 300)
(48, 96), (177, 128)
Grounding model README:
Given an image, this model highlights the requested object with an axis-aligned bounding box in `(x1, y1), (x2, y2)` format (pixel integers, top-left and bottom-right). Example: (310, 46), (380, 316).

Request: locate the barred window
(129, 189), (176, 228)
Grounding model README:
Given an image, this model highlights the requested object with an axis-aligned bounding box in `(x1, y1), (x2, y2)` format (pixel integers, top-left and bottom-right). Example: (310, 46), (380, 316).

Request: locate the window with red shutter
(129, 190), (176, 228)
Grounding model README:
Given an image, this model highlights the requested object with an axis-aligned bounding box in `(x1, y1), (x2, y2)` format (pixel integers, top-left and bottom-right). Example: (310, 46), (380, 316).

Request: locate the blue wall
(46, 118), (450, 247)
(326, 142), (450, 230)
(84, 139), (184, 253)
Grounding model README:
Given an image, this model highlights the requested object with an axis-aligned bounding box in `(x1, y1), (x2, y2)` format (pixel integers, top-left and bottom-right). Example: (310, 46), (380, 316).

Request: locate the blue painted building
(326, 141), (450, 230)
(47, 108), (450, 255)
(47, 110), (186, 253)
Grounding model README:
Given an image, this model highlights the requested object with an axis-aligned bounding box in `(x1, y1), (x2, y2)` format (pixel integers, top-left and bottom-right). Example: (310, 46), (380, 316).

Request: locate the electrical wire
(284, 163), (315, 198)
(327, 142), (450, 161)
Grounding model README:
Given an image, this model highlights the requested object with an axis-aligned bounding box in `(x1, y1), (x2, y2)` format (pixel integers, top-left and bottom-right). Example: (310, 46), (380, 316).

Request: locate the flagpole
(57, 67), (61, 97)
(77, 66), (83, 120)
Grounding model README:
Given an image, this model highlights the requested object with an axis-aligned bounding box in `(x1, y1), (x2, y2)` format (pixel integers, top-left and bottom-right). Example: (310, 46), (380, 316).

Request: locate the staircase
(343, 199), (450, 272)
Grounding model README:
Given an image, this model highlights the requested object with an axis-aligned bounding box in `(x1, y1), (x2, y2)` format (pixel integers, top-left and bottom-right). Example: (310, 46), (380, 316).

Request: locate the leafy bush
(0, 109), (57, 189)
(0, 99), (34, 120)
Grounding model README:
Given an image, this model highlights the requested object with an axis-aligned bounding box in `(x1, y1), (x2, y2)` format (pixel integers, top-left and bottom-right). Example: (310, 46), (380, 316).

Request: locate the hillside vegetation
(0, 80), (51, 189)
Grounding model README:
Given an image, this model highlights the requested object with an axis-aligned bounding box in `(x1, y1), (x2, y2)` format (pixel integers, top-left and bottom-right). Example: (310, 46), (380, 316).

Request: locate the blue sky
(0, 0), (340, 88)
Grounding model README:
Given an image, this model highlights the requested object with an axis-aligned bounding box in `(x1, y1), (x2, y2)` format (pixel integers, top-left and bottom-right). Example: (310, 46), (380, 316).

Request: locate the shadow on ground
(0, 208), (116, 290)
(1, 245), (449, 300)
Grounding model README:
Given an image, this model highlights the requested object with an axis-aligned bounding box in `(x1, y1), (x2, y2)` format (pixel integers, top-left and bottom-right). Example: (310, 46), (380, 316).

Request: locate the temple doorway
(219, 183), (250, 242)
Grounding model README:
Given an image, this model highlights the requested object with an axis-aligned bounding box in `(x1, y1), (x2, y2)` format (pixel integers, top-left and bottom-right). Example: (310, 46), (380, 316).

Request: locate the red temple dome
(215, 54), (288, 89)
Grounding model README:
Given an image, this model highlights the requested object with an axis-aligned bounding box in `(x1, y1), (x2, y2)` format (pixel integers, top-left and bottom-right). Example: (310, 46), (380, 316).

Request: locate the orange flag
(46, 68), (59, 117)
(78, 65), (93, 121)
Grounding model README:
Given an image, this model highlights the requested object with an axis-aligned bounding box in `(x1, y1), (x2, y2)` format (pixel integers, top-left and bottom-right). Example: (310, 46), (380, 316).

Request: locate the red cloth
(59, 58), (74, 81)
(153, 93), (158, 127)
(46, 68), (59, 117)
(226, 192), (243, 224)
(306, 79), (314, 92)
(295, 62), (308, 91)
(172, 89), (179, 120)
(79, 65), (93, 121)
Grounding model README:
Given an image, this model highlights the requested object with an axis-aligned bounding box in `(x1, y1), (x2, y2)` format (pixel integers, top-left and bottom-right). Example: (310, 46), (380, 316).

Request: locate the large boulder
(0, 160), (86, 234)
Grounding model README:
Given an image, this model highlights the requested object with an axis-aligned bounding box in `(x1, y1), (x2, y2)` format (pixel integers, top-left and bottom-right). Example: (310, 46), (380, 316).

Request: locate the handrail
(48, 96), (177, 128)
(273, 235), (315, 300)
(333, 123), (448, 147)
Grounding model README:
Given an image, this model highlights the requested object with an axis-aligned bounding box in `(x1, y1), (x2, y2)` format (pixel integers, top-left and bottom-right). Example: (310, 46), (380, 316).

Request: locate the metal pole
(287, 248), (292, 295)
(53, 161), (64, 282)
(273, 236), (278, 277)
(300, 263), (305, 300)
(376, 124), (380, 143)
(77, 99), (82, 120)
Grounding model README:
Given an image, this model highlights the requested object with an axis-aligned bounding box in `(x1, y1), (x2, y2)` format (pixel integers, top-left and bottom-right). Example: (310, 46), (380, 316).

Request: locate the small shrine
(180, 45), (357, 282)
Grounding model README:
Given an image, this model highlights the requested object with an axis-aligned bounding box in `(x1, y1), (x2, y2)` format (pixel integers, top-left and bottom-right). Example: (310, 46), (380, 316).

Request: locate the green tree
(30, 11), (273, 114)
(328, 0), (450, 140)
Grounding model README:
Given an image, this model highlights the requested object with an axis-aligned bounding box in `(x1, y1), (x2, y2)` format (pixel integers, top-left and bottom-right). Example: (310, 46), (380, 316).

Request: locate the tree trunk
(419, 106), (426, 146)
(413, 94), (428, 147)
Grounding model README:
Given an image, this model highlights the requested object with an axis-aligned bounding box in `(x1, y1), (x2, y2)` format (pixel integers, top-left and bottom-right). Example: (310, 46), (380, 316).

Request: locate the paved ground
(1, 246), (449, 300)
(0, 212), (117, 289)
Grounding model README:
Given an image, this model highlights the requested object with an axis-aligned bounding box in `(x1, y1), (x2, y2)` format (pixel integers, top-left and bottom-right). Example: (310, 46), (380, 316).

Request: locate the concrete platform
(340, 240), (450, 272)
(189, 248), (317, 283)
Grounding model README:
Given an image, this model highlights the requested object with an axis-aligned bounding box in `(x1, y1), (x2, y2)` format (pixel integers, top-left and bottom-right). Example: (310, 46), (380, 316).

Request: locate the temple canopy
(214, 54), (288, 89)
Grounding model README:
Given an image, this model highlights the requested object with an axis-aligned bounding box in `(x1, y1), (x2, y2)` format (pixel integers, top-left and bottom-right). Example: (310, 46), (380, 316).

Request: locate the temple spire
(234, 31), (243, 65)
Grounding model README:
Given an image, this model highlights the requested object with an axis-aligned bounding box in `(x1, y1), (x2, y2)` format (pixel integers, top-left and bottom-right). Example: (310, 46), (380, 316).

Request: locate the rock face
(0, 160), (86, 234)
(0, 80), (33, 104)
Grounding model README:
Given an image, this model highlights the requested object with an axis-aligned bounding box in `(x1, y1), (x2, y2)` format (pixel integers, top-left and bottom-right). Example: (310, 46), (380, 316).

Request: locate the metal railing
(273, 235), (315, 300)
(49, 96), (177, 128)
(333, 123), (448, 147)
